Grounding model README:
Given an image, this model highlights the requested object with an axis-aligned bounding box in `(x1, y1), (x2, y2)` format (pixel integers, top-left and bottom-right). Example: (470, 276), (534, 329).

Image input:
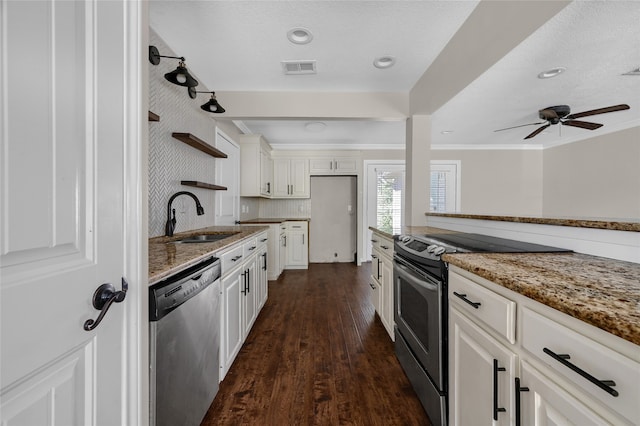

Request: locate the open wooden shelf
(148, 111), (160, 121)
(181, 181), (228, 191)
(172, 132), (227, 158)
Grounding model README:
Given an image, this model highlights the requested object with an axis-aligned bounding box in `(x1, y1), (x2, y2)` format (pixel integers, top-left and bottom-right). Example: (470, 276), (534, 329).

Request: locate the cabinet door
(369, 279), (381, 315)
(221, 267), (243, 379)
(380, 255), (394, 340)
(242, 257), (257, 337)
(272, 158), (290, 197)
(279, 232), (287, 273)
(286, 230), (308, 266)
(334, 157), (358, 174)
(260, 148), (272, 196)
(449, 307), (517, 426)
(309, 157), (334, 174)
(289, 158), (310, 197)
(519, 361), (609, 425)
(257, 246), (268, 310)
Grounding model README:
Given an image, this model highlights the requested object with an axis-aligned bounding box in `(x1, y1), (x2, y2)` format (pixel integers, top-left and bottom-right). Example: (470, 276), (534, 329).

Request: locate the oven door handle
(394, 261), (439, 291)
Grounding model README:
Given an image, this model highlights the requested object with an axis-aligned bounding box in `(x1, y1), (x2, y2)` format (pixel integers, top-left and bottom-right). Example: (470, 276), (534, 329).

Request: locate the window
(376, 170), (404, 232)
(430, 161), (460, 212)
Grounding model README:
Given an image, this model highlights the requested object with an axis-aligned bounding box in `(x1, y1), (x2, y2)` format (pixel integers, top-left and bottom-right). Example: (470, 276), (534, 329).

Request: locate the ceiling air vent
(281, 60), (317, 75)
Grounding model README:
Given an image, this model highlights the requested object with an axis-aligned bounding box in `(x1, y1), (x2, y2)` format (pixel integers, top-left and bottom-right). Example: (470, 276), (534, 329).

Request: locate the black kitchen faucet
(165, 191), (204, 237)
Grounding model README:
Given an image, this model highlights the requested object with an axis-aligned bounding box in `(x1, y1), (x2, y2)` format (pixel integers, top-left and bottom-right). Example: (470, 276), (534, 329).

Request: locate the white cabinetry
(449, 307), (517, 425)
(255, 233), (268, 310)
(370, 231), (394, 340)
(309, 156), (358, 175)
(285, 221), (308, 268)
(218, 233), (268, 380)
(272, 158), (309, 198)
(448, 266), (639, 426)
(239, 134), (272, 197)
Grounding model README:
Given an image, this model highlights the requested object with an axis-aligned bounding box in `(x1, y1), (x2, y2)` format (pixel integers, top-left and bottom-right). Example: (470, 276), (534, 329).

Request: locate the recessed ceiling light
(373, 55), (396, 69)
(441, 130), (453, 135)
(287, 27), (313, 45)
(537, 67), (566, 79)
(305, 122), (326, 132)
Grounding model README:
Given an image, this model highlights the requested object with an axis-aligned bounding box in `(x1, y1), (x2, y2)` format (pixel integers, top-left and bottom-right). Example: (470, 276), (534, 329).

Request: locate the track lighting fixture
(188, 88), (226, 114)
(149, 45), (199, 88)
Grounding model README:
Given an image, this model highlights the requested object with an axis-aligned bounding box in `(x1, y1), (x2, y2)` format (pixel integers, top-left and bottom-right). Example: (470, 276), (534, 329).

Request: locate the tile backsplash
(148, 28), (220, 237)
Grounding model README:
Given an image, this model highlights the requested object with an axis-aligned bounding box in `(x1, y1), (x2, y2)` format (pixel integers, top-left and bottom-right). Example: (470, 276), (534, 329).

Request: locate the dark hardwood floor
(202, 263), (431, 425)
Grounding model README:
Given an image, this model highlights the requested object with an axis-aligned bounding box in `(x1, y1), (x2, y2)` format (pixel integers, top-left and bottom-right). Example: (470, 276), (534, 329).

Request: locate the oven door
(394, 254), (445, 391)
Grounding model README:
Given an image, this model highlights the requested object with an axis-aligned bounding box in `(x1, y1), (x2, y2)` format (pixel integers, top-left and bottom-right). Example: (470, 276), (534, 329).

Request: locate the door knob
(84, 278), (128, 331)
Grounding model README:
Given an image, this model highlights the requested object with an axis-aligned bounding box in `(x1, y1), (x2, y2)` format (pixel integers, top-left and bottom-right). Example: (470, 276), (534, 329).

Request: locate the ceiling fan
(494, 104), (630, 139)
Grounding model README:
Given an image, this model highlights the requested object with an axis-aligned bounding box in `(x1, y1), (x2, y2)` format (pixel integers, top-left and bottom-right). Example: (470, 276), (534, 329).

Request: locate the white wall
(543, 126), (640, 219)
(148, 29), (220, 237)
(309, 176), (357, 263)
(431, 149), (544, 216)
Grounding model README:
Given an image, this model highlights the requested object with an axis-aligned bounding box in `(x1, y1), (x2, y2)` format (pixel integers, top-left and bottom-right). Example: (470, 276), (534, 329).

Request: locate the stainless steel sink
(171, 233), (237, 244)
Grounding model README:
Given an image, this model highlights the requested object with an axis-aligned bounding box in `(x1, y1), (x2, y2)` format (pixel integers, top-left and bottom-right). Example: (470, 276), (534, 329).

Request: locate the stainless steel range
(393, 232), (570, 426)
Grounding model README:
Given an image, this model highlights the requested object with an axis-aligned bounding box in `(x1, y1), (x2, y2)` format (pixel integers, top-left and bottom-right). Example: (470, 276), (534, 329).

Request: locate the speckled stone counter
(239, 218), (310, 224)
(444, 252), (640, 345)
(149, 226), (268, 285)
(425, 212), (640, 232)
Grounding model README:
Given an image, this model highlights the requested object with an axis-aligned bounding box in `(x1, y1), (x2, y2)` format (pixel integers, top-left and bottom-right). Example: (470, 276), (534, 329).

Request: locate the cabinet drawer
(243, 237), (258, 257)
(219, 244), (244, 275)
(448, 272), (516, 343)
(285, 221), (307, 231)
(256, 232), (268, 247)
(378, 236), (393, 258)
(521, 307), (639, 424)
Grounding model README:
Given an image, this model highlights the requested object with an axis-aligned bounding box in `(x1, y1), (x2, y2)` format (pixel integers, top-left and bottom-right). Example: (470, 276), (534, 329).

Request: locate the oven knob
(427, 244), (438, 253)
(433, 246), (446, 255)
(399, 235), (411, 243)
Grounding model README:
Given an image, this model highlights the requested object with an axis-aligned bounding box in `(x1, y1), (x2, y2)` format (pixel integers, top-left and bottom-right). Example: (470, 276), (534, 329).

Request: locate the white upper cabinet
(272, 158), (310, 198)
(239, 135), (272, 198)
(309, 157), (358, 175)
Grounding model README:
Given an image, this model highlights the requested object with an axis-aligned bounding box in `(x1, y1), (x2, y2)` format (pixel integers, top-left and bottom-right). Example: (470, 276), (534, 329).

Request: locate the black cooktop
(420, 233), (571, 253)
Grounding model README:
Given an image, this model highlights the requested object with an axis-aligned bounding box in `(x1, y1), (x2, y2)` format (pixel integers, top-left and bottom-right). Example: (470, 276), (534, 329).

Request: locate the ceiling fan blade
(494, 122), (545, 132)
(562, 120), (603, 130)
(524, 124), (550, 139)
(565, 104), (630, 120)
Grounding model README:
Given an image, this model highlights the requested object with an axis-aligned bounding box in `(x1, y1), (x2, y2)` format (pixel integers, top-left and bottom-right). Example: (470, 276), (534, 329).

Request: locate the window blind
(376, 170), (404, 231)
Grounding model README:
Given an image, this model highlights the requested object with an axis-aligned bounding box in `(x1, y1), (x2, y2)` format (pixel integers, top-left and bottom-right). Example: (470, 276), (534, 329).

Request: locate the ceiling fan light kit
(495, 104), (630, 140)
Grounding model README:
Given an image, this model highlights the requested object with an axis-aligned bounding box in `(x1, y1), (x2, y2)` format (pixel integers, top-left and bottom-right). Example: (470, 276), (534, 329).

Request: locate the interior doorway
(310, 176), (357, 263)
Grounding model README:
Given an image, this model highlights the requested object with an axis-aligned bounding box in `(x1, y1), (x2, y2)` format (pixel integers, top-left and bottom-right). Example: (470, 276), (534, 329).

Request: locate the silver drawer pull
(543, 348), (618, 397)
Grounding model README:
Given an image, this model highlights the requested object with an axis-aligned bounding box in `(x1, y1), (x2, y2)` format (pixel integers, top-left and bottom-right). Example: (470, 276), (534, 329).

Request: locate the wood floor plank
(201, 263), (431, 425)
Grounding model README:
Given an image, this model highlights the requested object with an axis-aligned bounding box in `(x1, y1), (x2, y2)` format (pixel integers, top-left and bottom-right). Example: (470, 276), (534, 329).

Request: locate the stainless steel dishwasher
(149, 256), (221, 426)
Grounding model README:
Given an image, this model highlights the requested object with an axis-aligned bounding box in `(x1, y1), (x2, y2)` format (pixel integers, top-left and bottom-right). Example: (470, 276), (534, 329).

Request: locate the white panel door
(1, 1), (141, 425)
(215, 129), (240, 225)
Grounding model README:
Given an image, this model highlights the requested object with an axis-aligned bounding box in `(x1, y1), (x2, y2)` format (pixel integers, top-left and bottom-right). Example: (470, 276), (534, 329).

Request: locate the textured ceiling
(150, 1), (640, 149)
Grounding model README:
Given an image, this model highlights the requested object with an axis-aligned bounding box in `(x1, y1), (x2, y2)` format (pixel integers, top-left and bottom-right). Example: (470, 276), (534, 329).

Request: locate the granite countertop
(239, 218), (310, 224)
(444, 252), (640, 346)
(425, 212), (640, 232)
(149, 226), (268, 285)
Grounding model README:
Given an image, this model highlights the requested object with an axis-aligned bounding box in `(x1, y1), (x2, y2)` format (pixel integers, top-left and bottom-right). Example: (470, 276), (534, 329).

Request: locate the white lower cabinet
(370, 231), (394, 341)
(448, 266), (639, 426)
(449, 307), (517, 426)
(218, 232), (269, 381)
(285, 221), (308, 269)
(220, 263), (243, 379)
(519, 360), (609, 425)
